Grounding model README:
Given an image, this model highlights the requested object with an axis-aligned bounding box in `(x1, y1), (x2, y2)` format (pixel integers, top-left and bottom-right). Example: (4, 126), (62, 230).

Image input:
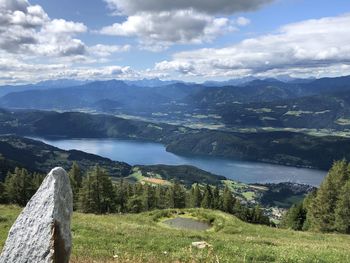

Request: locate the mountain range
(1, 76), (350, 131)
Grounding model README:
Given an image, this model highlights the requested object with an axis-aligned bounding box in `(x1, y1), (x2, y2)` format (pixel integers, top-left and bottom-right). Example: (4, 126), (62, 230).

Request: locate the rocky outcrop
(0, 167), (73, 263)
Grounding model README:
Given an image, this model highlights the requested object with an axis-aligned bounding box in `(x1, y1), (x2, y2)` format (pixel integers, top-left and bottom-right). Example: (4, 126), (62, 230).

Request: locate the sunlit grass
(1, 205), (350, 262)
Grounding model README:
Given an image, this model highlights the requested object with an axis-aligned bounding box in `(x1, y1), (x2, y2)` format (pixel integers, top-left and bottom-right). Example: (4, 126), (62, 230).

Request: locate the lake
(34, 137), (326, 186)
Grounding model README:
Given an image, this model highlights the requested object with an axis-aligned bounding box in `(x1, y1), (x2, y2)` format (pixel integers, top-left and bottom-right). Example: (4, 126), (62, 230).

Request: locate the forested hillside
(1, 110), (350, 170)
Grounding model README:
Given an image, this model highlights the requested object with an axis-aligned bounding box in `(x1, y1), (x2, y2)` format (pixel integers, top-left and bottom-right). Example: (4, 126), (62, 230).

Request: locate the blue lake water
(34, 137), (326, 186)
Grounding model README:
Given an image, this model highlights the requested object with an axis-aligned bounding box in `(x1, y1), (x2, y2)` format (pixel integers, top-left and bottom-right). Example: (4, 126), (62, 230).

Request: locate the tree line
(0, 162), (270, 226)
(282, 159), (350, 234)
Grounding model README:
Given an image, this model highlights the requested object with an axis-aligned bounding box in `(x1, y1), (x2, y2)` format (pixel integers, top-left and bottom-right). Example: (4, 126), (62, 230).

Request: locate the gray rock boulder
(0, 167), (73, 263)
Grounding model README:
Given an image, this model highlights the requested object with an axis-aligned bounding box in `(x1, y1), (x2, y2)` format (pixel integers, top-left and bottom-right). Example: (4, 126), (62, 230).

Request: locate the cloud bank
(0, 0), (88, 57)
(0, 0), (133, 84)
(101, 0), (259, 50)
(104, 0), (273, 16)
(1, 0), (349, 84)
(154, 14), (350, 79)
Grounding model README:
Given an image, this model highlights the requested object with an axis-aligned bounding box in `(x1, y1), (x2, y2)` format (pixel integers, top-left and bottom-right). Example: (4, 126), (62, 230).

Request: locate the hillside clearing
(1, 205), (350, 262)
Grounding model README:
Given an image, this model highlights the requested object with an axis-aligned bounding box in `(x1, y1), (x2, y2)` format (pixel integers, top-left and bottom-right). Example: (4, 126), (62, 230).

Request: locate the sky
(1, 0), (350, 84)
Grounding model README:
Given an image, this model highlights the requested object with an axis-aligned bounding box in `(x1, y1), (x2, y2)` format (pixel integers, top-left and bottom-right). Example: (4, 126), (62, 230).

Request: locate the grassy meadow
(1, 205), (350, 262)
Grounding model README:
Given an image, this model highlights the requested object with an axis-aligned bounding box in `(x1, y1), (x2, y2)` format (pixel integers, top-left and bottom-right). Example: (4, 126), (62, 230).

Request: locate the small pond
(163, 217), (211, 231)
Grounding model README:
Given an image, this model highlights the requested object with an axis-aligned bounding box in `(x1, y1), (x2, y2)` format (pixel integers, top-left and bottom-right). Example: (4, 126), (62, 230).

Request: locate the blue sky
(1, 0), (350, 84)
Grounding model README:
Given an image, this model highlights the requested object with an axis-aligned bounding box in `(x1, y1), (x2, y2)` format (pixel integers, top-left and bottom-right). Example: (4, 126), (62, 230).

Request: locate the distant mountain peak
(123, 78), (181, 87)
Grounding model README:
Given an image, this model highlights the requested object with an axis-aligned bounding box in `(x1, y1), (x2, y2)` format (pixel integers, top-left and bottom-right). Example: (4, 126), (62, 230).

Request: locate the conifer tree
(173, 181), (186, 208)
(127, 195), (144, 213)
(69, 162), (82, 188)
(222, 186), (234, 213)
(4, 168), (35, 206)
(191, 183), (202, 207)
(301, 190), (317, 231)
(126, 182), (134, 197)
(334, 180), (350, 233)
(309, 160), (349, 232)
(68, 162), (82, 210)
(79, 175), (95, 213)
(32, 173), (45, 190)
(212, 186), (221, 210)
(281, 202), (306, 230)
(0, 182), (5, 203)
(143, 184), (157, 211)
(233, 199), (243, 218)
(155, 185), (166, 209)
(134, 183), (144, 196)
(115, 179), (128, 212)
(165, 186), (175, 208)
(78, 165), (116, 214)
(201, 184), (213, 209)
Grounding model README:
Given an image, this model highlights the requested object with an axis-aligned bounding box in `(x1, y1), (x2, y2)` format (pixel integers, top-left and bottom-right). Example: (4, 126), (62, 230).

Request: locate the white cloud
(104, 0), (273, 16)
(100, 10), (234, 50)
(0, 0), (135, 84)
(0, 53), (139, 84)
(89, 44), (131, 57)
(236, 16), (251, 26)
(0, 0), (88, 57)
(0, 0), (28, 12)
(101, 0), (265, 50)
(154, 14), (350, 79)
(10, 5), (48, 27)
(42, 19), (86, 34)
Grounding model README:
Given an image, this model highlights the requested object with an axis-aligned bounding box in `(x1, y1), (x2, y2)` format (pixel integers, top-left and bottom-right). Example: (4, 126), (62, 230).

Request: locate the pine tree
(99, 167), (117, 213)
(191, 184), (202, 207)
(32, 173), (45, 190)
(201, 184), (213, 209)
(233, 199), (243, 218)
(222, 186), (234, 214)
(143, 184), (157, 211)
(173, 181), (186, 208)
(334, 180), (350, 233)
(212, 186), (221, 210)
(78, 165), (116, 214)
(134, 183), (144, 196)
(127, 195), (144, 213)
(115, 179), (128, 212)
(79, 173), (96, 213)
(309, 160), (349, 232)
(301, 190), (317, 231)
(126, 182), (134, 197)
(281, 202), (306, 230)
(4, 167), (35, 206)
(155, 185), (166, 209)
(68, 162), (82, 210)
(0, 182), (5, 203)
(69, 162), (82, 188)
(165, 186), (174, 208)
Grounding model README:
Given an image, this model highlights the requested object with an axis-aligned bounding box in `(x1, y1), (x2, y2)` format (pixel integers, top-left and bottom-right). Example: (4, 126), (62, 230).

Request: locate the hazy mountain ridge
(1, 76), (350, 131)
(0, 79), (89, 97)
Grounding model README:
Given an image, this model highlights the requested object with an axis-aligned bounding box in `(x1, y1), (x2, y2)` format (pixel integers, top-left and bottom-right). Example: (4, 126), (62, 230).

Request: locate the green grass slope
(1, 205), (350, 262)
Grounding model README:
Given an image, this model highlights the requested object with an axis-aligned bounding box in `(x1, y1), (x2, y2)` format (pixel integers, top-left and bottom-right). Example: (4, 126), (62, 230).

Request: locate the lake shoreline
(28, 135), (327, 171)
(29, 136), (327, 186)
